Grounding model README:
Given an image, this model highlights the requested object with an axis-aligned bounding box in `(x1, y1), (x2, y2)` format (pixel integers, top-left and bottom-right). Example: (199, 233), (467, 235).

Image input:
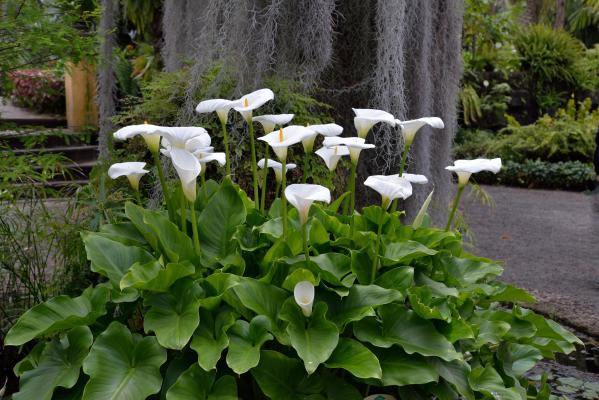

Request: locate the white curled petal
(171, 148), (201, 202)
(294, 281), (315, 317)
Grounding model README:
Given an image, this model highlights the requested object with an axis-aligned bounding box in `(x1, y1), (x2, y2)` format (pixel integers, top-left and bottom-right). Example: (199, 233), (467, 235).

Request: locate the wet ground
(462, 185), (599, 337)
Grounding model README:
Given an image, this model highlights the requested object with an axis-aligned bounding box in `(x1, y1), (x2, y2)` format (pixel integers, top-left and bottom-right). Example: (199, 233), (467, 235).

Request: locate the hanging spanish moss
(96, 0), (119, 161)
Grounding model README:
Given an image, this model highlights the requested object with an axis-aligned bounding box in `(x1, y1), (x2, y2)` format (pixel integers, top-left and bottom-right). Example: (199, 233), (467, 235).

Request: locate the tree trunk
(522, 0), (542, 25)
(554, 0), (566, 29)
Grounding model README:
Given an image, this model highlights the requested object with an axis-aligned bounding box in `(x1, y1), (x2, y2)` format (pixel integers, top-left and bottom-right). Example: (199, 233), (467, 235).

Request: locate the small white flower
(445, 158), (502, 187)
(400, 173), (428, 185)
(253, 114), (294, 134)
(195, 99), (242, 124)
(108, 162), (149, 191)
(113, 123), (167, 153)
(483, 80), (490, 87)
(396, 117), (444, 145)
(353, 108), (396, 139)
(257, 158), (296, 183)
(285, 184), (331, 225)
(322, 136), (375, 164)
(258, 126), (313, 162)
(234, 88), (275, 122)
(302, 123), (343, 153)
(315, 145), (349, 172)
(364, 175), (413, 209)
(294, 281), (315, 317)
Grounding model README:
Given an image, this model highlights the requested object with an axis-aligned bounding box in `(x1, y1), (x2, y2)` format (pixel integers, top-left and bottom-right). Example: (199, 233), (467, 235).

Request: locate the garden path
(462, 185), (599, 337)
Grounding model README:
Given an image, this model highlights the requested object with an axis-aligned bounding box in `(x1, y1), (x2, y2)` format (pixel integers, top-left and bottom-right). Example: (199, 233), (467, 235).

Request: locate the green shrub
(4, 175), (581, 399)
(475, 160), (596, 190)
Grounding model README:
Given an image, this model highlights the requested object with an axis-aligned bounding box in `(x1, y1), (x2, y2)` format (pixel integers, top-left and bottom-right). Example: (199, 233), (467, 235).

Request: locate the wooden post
(64, 61), (98, 131)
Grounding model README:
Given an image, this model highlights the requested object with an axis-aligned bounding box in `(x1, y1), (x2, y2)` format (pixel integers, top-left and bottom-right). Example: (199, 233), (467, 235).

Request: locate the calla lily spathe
(193, 147), (226, 175)
(364, 175), (413, 209)
(294, 281), (315, 317)
(446, 158), (502, 187)
(322, 136), (375, 164)
(353, 108), (396, 139)
(234, 88), (275, 122)
(285, 184), (331, 225)
(108, 162), (149, 191)
(113, 123), (167, 154)
(195, 99), (242, 124)
(258, 125), (313, 162)
(401, 173), (429, 185)
(257, 159), (296, 183)
(171, 148), (202, 202)
(396, 117), (444, 145)
(301, 123), (343, 153)
(315, 145), (349, 172)
(253, 114), (294, 134)
(160, 127), (211, 153)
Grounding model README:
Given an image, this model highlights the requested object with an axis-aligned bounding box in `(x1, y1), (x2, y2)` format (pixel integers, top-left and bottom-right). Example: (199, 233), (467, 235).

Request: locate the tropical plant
(4, 93), (581, 399)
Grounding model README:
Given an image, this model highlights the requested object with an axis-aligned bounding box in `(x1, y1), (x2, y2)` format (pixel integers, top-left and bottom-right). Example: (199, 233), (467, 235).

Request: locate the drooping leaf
(166, 364), (237, 400)
(324, 338), (382, 379)
(468, 365), (522, 400)
(279, 300), (339, 374)
(120, 261), (195, 292)
(5, 286), (109, 346)
(13, 341), (45, 377)
(144, 279), (204, 350)
(142, 208), (197, 263)
(82, 322), (167, 400)
(374, 266), (414, 294)
(381, 240), (437, 266)
(13, 326), (93, 400)
(428, 358), (474, 400)
(191, 307), (237, 371)
(499, 343), (543, 376)
(374, 346), (438, 387)
(125, 202), (159, 250)
(99, 222), (148, 247)
(441, 255), (503, 286)
(82, 232), (155, 285)
(226, 316), (273, 374)
(353, 304), (461, 362)
(232, 278), (288, 322)
(198, 181), (247, 260)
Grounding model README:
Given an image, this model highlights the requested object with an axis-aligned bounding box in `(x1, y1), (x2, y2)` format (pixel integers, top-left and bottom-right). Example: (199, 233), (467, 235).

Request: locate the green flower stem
(261, 145), (270, 213)
(274, 181), (281, 199)
(200, 174), (207, 203)
(134, 190), (142, 206)
(302, 222), (310, 263)
(445, 184), (465, 231)
(281, 160), (288, 238)
(390, 141), (412, 212)
(371, 210), (385, 283)
(248, 120), (259, 205)
(349, 160), (357, 216)
(220, 120), (231, 176)
(180, 189), (187, 235)
(303, 153), (309, 183)
(152, 150), (174, 220)
(189, 200), (201, 256)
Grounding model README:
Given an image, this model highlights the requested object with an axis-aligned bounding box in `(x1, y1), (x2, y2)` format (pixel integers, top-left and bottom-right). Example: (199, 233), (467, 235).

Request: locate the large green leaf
(99, 222), (148, 247)
(251, 350), (324, 399)
(283, 253), (354, 288)
(13, 326), (93, 400)
(82, 232), (155, 284)
(498, 343), (543, 376)
(468, 365), (522, 400)
(323, 284), (402, 328)
(166, 364), (237, 400)
(191, 307), (237, 371)
(441, 256), (503, 286)
(144, 279), (204, 350)
(141, 208), (197, 263)
(279, 300), (339, 374)
(428, 358), (474, 400)
(125, 202), (159, 250)
(232, 278), (288, 321)
(381, 240), (437, 266)
(353, 304), (461, 361)
(120, 261), (195, 292)
(408, 286), (452, 321)
(5, 286), (109, 346)
(226, 315), (273, 374)
(374, 266), (414, 294)
(375, 346), (438, 386)
(324, 338), (381, 379)
(198, 181), (247, 260)
(82, 322), (167, 400)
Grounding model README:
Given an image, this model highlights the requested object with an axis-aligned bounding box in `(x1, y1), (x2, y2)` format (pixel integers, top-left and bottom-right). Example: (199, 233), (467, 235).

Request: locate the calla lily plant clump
(5, 88), (581, 400)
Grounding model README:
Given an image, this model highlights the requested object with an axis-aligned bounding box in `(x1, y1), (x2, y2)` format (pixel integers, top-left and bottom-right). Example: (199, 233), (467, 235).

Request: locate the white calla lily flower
(257, 158), (296, 183)
(315, 145), (349, 172)
(364, 175), (413, 209)
(113, 123), (168, 154)
(195, 98), (242, 124)
(253, 114), (294, 134)
(160, 127), (210, 151)
(234, 88), (275, 122)
(446, 158), (502, 187)
(285, 184), (331, 225)
(400, 173), (429, 185)
(396, 117), (444, 145)
(108, 162), (149, 191)
(258, 125), (313, 162)
(301, 123), (343, 153)
(171, 148), (202, 202)
(294, 281), (315, 317)
(353, 108), (396, 139)
(322, 136), (375, 164)
(193, 147), (226, 175)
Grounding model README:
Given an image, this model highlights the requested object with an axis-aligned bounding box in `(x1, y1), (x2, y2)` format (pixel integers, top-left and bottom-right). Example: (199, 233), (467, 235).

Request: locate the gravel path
(462, 185), (599, 336)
